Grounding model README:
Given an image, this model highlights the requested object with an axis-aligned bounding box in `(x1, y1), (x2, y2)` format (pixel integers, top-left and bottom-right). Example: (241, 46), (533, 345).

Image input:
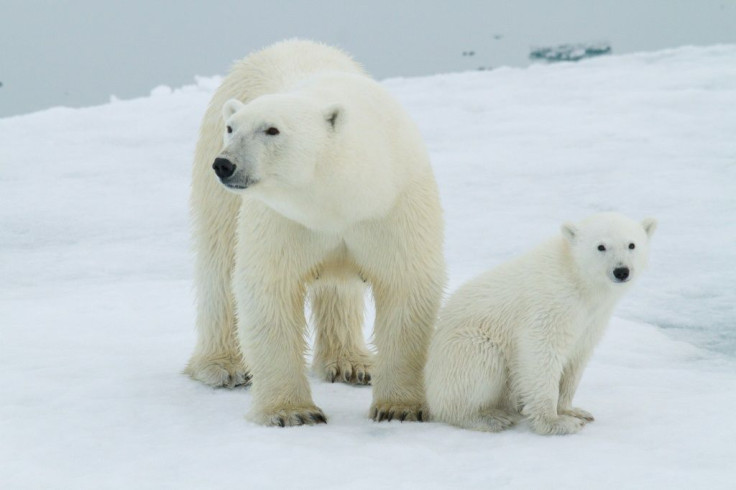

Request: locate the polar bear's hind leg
(311, 273), (374, 385)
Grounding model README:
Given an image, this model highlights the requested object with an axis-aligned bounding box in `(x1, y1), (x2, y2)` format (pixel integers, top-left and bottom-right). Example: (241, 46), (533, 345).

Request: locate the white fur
(185, 40), (446, 426)
(425, 212), (656, 435)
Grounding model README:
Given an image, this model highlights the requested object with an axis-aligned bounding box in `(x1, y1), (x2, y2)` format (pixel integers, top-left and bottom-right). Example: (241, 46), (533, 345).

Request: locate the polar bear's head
(561, 212), (657, 287)
(212, 95), (342, 193)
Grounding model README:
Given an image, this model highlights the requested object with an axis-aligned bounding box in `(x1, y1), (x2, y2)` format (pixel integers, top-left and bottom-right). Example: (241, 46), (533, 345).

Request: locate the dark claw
(357, 372), (365, 384)
(400, 411), (409, 422)
(343, 371), (351, 383)
(417, 410), (424, 421)
(378, 411), (389, 422)
(329, 372), (337, 383)
(277, 417), (285, 427)
(364, 373), (371, 384)
(310, 412), (327, 424)
(386, 411), (395, 422)
(295, 414), (306, 425)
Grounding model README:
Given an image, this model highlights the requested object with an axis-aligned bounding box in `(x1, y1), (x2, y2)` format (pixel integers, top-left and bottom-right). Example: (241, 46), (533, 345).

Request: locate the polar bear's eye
(265, 127), (280, 136)
(629, 243), (636, 250)
(226, 126), (232, 134)
(597, 244), (606, 252)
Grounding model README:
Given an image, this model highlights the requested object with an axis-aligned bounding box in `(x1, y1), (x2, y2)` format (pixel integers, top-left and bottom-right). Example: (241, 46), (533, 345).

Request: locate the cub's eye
(226, 126), (232, 134)
(265, 127), (280, 136)
(629, 243), (636, 250)
(597, 244), (606, 252)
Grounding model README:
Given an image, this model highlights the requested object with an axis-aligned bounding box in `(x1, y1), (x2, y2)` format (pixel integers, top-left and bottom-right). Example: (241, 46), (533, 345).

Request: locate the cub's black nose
(213, 157), (236, 179)
(613, 267), (630, 281)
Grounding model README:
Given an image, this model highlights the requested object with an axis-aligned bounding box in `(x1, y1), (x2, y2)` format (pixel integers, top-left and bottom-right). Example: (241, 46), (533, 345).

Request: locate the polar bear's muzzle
(612, 266), (631, 283)
(213, 157), (236, 180)
(212, 157), (258, 190)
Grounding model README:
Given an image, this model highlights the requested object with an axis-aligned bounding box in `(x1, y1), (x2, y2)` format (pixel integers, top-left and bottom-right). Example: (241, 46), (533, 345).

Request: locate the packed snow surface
(1, 45), (735, 488)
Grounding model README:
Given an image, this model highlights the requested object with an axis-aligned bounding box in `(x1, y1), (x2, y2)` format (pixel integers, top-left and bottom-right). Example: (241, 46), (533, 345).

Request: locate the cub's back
(436, 237), (579, 341)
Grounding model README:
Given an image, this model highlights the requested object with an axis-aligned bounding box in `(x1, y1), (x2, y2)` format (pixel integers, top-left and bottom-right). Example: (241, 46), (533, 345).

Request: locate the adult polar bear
(185, 40), (446, 426)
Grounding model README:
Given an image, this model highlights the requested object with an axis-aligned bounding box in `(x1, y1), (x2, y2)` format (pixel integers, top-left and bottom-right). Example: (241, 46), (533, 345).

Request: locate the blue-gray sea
(1, 0), (735, 118)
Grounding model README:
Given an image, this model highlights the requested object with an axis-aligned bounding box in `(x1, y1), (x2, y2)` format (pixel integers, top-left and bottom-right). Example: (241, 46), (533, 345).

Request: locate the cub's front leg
(558, 356), (595, 422)
(517, 340), (588, 435)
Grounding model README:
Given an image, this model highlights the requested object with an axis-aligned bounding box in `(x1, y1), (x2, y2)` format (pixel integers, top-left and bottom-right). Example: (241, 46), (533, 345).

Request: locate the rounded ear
(323, 104), (344, 130)
(222, 99), (245, 120)
(561, 222), (578, 243)
(641, 217), (658, 238)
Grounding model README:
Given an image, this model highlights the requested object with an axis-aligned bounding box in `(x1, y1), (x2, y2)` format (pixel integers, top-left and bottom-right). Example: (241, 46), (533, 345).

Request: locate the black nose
(613, 267), (630, 281)
(213, 157), (236, 179)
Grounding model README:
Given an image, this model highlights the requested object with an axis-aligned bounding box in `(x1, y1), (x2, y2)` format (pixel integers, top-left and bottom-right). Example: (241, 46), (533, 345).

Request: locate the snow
(1, 45), (735, 488)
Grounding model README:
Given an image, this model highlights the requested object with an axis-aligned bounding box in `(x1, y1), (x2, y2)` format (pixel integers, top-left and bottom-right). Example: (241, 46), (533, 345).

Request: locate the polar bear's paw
(316, 352), (373, 385)
(369, 402), (427, 422)
(253, 406), (328, 427)
(559, 407), (595, 422)
(530, 414), (587, 435)
(472, 408), (520, 432)
(184, 356), (251, 388)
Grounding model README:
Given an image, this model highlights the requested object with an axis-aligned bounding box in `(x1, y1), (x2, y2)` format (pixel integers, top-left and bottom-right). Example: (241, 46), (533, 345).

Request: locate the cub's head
(212, 95), (342, 193)
(561, 212), (657, 287)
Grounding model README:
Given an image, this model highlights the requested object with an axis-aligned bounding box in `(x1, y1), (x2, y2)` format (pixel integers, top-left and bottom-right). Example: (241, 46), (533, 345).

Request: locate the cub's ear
(641, 217), (658, 238)
(222, 99), (245, 120)
(323, 104), (344, 130)
(561, 222), (578, 243)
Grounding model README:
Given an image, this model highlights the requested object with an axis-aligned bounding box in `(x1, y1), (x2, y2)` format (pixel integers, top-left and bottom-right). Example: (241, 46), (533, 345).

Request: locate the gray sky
(1, 0), (735, 117)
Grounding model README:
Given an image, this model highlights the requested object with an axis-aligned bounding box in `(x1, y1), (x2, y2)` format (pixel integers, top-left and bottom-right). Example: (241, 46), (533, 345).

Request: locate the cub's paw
(252, 406), (328, 427)
(184, 357), (251, 388)
(370, 402), (427, 422)
(559, 407), (595, 422)
(531, 415), (586, 435)
(474, 408), (521, 432)
(315, 353), (373, 385)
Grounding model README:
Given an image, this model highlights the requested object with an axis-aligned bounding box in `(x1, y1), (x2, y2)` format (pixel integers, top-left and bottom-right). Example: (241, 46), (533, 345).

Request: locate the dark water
(1, 0), (735, 117)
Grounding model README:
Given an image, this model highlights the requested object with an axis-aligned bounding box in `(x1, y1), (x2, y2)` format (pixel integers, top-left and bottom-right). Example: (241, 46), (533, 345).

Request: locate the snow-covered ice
(1, 45), (735, 488)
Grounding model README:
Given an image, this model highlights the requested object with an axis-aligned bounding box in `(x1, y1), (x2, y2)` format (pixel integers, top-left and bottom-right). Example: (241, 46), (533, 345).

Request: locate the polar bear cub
(425, 212), (656, 435)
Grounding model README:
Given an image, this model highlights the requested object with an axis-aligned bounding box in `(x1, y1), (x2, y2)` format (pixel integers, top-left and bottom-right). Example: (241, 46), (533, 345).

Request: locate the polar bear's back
(435, 237), (580, 344)
(226, 40), (367, 100)
(204, 40), (365, 127)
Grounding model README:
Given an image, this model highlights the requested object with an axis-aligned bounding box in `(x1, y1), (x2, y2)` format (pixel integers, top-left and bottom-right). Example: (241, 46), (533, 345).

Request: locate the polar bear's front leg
(310, 275), (373, 385)
(557, 357), (595, 422)
(349, 179), (446, 422)
(233, 207), (330, 426)
(368, 275), (442, 422)
(517, 342), (587, 435)
(237, 278), (325, 427)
